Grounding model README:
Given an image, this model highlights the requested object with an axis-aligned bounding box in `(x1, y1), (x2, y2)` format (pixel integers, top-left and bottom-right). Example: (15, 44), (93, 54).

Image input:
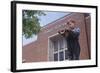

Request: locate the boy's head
(67, 19), (76, 29)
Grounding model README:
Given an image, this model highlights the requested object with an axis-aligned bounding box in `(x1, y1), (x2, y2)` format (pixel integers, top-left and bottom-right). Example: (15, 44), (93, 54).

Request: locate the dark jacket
(66, 28), (80, 56)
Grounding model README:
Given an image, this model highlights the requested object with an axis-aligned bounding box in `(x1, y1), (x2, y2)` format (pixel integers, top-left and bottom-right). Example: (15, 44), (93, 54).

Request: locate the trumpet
(58, 28), (70, 37)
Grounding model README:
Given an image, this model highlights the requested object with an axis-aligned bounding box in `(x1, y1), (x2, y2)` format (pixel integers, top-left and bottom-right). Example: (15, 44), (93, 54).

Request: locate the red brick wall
(22, 13), (91, 63)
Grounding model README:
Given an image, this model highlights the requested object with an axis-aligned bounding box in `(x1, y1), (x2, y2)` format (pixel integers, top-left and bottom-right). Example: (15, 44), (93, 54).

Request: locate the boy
(58, 20), (80, 60)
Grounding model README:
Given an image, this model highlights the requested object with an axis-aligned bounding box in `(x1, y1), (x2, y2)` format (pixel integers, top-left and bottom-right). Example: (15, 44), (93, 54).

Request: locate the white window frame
(48, 33), (68, 61)
(53, 37), (68, 61)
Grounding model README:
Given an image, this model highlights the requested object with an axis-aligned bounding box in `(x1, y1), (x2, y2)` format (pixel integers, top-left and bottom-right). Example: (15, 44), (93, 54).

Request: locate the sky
(23, 11), (70, 46)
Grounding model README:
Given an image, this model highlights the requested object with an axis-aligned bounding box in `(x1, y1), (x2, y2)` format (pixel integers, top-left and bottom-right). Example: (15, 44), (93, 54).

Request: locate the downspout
(83, 14), (91, 59)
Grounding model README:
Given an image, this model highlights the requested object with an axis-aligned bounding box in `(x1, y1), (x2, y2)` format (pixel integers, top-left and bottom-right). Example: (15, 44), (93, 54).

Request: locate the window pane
(59, 51), (64, 61)
(65, 50), (69, 60)
(53, 41), (58, 52)
(64, 38), (67, 48)
(59, 38), (64, 50)
(54, 53), (58, 61)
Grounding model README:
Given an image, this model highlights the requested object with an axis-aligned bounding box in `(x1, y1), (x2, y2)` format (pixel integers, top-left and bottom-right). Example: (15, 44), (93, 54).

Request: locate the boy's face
(68, 21), (75, 29)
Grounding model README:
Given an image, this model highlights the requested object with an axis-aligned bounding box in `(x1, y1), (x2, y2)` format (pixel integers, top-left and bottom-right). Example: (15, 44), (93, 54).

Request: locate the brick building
(22, 13), (91, 63)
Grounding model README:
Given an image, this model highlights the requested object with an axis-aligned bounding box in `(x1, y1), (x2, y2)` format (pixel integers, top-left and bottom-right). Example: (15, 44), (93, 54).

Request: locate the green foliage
(22, 10), (46, 39)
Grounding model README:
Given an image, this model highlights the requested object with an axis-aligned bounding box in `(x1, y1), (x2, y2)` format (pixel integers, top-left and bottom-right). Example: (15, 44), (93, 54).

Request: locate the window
(59, 38), (64, 50)
(52, 36), (69, 61)
(54, 40), (58, 52)
(65, 50), (69, 59)
(54, 53), (58, 61)
(59, 51), (64, 61)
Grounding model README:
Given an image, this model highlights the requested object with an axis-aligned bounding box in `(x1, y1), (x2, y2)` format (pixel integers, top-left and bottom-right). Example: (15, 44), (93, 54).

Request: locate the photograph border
(11, 1), (98, 72)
